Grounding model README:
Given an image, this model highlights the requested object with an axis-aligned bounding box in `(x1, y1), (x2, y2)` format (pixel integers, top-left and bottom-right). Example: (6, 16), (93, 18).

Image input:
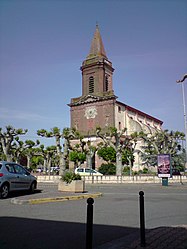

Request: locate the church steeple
(81, 25), (115, 98)
(69, 26), (117, 136)
(86, 24), (107, 60)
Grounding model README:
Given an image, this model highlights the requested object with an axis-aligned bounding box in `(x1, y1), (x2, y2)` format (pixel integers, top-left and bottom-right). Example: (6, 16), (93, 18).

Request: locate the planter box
(58, 180), (85, 193)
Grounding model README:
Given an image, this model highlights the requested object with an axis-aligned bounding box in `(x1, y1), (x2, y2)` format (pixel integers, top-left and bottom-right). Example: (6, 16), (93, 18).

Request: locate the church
(68, 25), (163, 171)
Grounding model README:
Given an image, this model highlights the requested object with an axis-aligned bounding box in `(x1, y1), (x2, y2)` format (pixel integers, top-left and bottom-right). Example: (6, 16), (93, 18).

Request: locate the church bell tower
(69, 25), (117, 136)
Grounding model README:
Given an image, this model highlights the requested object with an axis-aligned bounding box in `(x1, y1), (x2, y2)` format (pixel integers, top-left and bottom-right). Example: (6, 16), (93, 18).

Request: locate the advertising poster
(157, 154), (171, 178)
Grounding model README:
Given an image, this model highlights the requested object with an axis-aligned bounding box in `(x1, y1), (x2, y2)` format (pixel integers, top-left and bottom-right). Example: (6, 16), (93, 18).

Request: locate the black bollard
(86, 197), (94, 249)
(139, 191), (146, 247)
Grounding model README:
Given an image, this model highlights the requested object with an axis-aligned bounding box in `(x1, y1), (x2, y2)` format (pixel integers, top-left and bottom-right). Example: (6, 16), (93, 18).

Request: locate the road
(0, 183), (187, 249)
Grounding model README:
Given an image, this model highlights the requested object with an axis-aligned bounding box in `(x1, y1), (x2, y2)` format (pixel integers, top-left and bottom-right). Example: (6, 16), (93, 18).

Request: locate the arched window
(89, 76), (94, 93)
(105, 75), (109, 92)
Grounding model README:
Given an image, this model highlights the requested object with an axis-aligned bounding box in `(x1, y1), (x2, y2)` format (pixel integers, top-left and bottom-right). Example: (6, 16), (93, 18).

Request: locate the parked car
(0, 161), (37, 198)
(46, 167), (60, 175)
(75, 167), (103, 176)
(36, 167), (43, 173)
(50, 167), (60, 173)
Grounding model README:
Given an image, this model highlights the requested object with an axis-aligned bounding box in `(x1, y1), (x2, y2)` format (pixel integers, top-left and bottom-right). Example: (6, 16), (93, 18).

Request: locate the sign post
(157, 154), (171, 186)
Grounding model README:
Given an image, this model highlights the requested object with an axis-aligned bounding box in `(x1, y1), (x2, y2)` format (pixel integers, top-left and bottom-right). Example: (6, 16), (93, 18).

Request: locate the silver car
(0, 161), (37, 198)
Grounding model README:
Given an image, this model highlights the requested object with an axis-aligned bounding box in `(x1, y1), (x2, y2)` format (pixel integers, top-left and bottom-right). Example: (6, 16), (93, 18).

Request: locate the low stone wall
(82, 175), (186, 184)
(36, 175), (60, 183)
(36, 174), (187, 184)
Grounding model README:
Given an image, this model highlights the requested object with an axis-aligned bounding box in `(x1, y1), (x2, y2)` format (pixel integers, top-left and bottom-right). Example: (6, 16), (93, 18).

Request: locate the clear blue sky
(0, 0), (187, 146)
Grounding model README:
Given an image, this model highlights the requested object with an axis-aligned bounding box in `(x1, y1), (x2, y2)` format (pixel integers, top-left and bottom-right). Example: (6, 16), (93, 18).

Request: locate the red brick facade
(68, 25), (163, 170)
(70, 98), (116, 136)
(69, 25), (117, 136)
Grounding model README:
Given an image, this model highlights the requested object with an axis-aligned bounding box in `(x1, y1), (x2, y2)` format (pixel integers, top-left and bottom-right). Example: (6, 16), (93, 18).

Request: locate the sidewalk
(10, 183), (187, 249)
(95, 225), (187, 249)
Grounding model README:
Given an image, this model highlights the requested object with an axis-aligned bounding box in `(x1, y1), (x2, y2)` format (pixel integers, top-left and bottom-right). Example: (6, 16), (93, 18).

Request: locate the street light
(176, 74), (187, 170)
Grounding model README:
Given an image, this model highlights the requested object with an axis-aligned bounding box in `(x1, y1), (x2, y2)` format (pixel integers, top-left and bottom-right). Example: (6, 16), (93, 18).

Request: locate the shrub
(61, 171), (81, 184)
(133, 171), (138, 175)
(123, 166), (130, 175)
(138, 168), (156, 175)
(98, 163), (116, 175)
(142, 168), (148, 174)
(138, 170), (143, 174)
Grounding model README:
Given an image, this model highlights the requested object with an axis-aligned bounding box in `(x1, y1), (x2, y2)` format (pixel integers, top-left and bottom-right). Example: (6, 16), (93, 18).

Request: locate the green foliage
(96, 126), (139, 176)
(31, 156), (44, 168)
(69, 151), (78, 162)
(78, 152), (86, 163)
(122, 149), (134, 165)
(123, 166), (130, 175)
(142, 168), (149, 174)
(171, 149), (186, 171)
(1, 125), (185, 175)
(140, 130), (185, 168)
(69, 151), (86, 164)
(0, 151), (6, 161)
(137, 169), (156, 175)
(98, 163), (116, 175)
(63, 127), (80, 139)
(61, 171), (81, 184)
(0, 125), (28, 161)
(97, 146), (134, 166)
(97, 147), (116, 163)
(37, 129), (53, 138)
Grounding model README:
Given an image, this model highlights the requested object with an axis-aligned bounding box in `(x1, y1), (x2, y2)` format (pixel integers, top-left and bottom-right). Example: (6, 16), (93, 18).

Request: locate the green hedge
(98, 163), (116, 175)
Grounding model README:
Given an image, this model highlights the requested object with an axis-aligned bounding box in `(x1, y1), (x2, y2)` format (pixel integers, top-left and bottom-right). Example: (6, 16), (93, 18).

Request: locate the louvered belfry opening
(89, 76), (94, 94)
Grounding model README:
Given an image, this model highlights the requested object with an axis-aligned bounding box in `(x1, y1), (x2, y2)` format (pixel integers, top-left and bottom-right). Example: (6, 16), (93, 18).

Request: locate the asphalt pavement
(1, 182), (187, 249)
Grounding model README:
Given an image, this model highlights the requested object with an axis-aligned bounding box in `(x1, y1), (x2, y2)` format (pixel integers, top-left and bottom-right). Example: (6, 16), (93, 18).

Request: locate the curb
(11, 192), (102, 205)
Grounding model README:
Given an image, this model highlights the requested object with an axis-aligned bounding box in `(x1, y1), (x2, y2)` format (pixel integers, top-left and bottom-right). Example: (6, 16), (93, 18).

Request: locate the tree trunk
(1, 141), (12, 161)
(43, 159), (47, 174)
(128, 157), (132, 176)
(116, 151), (122, 176)
(59, 155), (66, 176)
(87, 153), (92, 169)
(59, 138), (69, 176)
(27, 156), (30, 168)
(5, 154), (12, 162)
(48, 158), (52, 176)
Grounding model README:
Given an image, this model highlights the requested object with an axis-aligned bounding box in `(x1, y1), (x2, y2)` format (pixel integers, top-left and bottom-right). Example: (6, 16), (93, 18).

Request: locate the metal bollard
(139, 191), (146, 247)
(86, 197), (94, 249)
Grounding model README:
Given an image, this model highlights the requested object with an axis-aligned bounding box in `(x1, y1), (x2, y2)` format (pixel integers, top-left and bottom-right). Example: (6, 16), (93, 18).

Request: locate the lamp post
(176, 74), (187, 170)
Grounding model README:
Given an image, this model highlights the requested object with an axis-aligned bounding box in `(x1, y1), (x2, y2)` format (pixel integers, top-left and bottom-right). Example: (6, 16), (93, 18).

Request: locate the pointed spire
(86, 24), (107, 59)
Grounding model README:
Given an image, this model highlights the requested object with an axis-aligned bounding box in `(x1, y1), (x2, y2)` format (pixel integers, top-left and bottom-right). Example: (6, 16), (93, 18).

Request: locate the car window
(0, 163), (2, 170)
(85, 169), (91, 173)
(5, 164), (15, 173)
(77, 168), (84, 172)
(14, 164), (27, 175)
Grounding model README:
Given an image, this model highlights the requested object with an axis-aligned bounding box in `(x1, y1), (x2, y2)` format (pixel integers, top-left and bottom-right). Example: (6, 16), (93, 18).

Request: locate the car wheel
(0, 183), (9, 199)
(30, 181), (36, 193)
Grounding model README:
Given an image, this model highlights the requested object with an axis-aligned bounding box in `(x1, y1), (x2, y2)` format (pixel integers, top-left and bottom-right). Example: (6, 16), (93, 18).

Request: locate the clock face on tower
(84, 106), (97, 119)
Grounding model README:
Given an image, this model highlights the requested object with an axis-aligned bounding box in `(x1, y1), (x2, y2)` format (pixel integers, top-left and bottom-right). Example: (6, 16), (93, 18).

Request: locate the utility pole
(176, 74), (187, 170)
